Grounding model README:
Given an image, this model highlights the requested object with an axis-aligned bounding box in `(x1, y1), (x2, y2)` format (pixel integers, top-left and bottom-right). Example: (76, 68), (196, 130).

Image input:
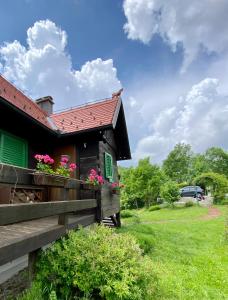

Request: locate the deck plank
(0, 214), (95, 266)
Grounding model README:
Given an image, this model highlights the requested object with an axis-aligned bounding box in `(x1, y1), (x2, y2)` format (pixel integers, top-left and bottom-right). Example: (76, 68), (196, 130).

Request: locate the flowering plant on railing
(34, 154), (55, 174)
(34, 154), (77, 177)
(111, 182), (125, 190)
(85, 169), (104, 186)
(55, 156), (77, 177)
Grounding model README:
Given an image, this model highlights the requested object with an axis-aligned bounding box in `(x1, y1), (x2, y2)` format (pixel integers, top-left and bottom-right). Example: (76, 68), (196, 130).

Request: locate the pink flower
(61, 157), (69, 163)
(60, 161), (66, 167)
(90, 169), (97, 176)
(69, 163), (77, 170)
(34, 154), (42, 161)
(97, 175), (104, 184)
(89, 175), (96, 182)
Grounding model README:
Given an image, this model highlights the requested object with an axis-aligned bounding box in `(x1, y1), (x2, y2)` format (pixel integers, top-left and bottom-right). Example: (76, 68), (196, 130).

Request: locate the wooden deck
(0, 214), (95, 266)
(0, 163), (121, 271)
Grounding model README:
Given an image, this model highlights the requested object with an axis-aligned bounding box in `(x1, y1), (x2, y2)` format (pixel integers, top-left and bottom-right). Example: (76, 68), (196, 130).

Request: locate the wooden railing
(0, 199), (97, 226)
(0, 163), (121, 272)
(0, 199), (97, 266)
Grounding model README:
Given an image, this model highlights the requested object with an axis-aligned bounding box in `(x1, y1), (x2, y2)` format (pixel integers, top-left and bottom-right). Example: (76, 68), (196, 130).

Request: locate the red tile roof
(0, 74), (121, 134)
(50, 97), (119, 133)
(0, 75), (52, 128)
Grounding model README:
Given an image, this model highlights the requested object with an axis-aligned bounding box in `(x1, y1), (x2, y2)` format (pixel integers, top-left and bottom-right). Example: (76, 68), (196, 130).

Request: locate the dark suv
(180, 186), (204, 198)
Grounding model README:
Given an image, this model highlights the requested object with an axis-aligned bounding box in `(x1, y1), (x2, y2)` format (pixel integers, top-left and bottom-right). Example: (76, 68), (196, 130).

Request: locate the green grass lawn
(119, 206), (228, 300)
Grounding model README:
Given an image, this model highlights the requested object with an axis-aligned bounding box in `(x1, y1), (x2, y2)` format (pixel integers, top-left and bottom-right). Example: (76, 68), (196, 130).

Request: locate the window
(104, 152), (113, 182)
(0, 130), (28, 168)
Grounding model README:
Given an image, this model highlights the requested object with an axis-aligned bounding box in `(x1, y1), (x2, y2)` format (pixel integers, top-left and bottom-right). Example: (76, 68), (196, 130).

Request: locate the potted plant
(111, 182), (124, 195)
(33, 154), (77, 187)
(82, 169), (104, 190)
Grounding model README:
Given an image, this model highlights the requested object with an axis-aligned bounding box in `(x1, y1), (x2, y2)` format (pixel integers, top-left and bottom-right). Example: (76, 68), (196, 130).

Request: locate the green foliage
(190, 153), (210, 179)
(204, 147), (228, 177)
(120, 145), (228, 210)
(49, 291), (57, 300)
(162, 143), (193, 183)
(148, 205), (161, 211)
(119, 158), (166, 209)
(18, 282), (43, 300)
(36, 225), (154, 300)
(185, 201), (194, 207)
(160, 181), (180, 206)
(177, 182), (189, 189)
(220, 199), (228, 205)
(121, 209), (134, 218)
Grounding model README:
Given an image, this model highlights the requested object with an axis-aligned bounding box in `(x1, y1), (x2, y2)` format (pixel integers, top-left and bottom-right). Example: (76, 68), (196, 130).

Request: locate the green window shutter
(104, 152), (113, 181)
(0, 131), (28, 168)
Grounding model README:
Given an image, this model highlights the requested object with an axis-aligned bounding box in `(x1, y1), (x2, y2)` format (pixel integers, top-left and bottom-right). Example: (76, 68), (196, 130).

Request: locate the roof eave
(0, 97), (58, 136)
(59, 124), (113, 137)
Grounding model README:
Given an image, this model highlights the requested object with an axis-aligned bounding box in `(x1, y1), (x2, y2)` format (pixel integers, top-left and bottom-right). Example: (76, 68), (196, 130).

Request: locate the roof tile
(50, 97), (119, 133)
(0, 75), (52, 128)
(0, 75), (120, 134)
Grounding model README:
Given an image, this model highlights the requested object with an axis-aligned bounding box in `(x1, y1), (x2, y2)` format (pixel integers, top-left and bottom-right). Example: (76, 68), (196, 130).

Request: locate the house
(0, 74), (131, 293)
(0, 74), (131, 198)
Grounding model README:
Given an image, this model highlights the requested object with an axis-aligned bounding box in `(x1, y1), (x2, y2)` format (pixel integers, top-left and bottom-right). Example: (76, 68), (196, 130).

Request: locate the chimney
(35, 96), (54, 116)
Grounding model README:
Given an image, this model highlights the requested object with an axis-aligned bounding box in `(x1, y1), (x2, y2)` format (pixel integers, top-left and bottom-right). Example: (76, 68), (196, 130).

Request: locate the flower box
(112, 189), (120, 195)
(81, 183), (101, 191)
(32, 172), (69, 187)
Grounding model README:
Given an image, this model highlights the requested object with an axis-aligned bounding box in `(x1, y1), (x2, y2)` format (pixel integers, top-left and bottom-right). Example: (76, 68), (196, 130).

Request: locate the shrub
(121, 209), (134, 218)
(148, 205), (161, 212)
(18, 282), (43, 300)
(185, 201), (194, 208)
(160, 181), (180, 207)
(36, 225), (154, 300)
(220, 199), (228, 205)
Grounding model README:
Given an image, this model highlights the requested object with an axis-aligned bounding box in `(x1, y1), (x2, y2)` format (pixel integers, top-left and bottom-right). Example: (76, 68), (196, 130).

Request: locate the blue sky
(1, 0), (228, 165)
(0, 0), (181, 82)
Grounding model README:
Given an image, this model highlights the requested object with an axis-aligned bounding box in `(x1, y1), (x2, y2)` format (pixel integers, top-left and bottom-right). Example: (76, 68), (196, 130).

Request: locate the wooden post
(63, 187), (69, 201)
(95, 190), (102, 223)
(28, 249), (40, 285)
(116, 212), (121, 228)
(58, 213), (69, 226)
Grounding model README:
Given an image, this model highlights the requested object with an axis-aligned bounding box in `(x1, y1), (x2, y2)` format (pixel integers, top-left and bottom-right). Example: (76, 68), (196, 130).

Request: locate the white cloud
(133, 78), (228, 163)
(123, 0), (228, 71)
(0, 20), (121, 109)
(128, 96), (137, 108)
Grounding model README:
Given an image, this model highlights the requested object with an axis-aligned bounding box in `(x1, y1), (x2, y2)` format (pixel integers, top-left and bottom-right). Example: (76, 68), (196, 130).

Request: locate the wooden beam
(0, 225), (65, 266)
(0, 199), (97, 225)
(0, 163), (32, 185)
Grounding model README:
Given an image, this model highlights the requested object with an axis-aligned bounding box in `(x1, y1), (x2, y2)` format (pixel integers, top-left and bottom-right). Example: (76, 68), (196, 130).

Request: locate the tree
(160, 181), (180, 207)
(119, 158), (166, 208)
(204, 147), (228, 177)
(162, 143), (193, 183)
(190, 153), (210, 180)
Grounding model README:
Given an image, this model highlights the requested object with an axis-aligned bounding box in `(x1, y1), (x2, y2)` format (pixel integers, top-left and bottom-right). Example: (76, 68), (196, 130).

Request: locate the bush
(148, 205), (161, 212)
(121, 209), (134, 218)
(220, 199), (228, 205)
(185, 201), (194, 208)
(160, 181), (180, 206)
(18, 282), (43, 300)
(36, 225), (154, 300)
